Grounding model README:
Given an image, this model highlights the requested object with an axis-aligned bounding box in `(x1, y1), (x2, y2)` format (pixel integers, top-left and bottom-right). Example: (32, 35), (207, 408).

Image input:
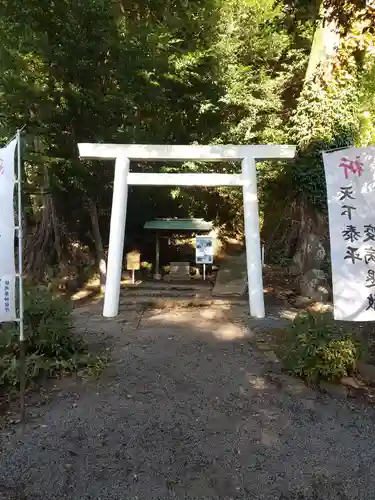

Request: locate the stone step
(123, 282), (213, 291)
(119, 296), (248, 308)
(121, 290), (213, 298)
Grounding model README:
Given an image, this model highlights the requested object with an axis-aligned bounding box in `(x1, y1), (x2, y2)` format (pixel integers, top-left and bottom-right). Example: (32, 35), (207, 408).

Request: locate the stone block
(164, 261), (190, 281)
(299, 269), (331, 302)
(292, 233), (326, 274)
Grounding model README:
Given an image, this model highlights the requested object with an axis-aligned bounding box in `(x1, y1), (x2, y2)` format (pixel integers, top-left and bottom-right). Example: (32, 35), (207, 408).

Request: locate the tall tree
(0, 0), (315, 278)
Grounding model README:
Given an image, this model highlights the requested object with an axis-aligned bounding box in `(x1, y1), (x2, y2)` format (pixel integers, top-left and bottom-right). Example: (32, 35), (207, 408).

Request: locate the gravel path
(0, 304), (375, 499)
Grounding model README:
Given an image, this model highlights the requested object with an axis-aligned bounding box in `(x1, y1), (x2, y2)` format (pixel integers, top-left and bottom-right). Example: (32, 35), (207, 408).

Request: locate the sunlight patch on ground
(71, 289), (93, 301)
(71, 288), (104, 302)
(145, 309), (250, 340)
(247, 374), (268, 390)
(213, 323), (246, 340)
(200, 308), (228, 320)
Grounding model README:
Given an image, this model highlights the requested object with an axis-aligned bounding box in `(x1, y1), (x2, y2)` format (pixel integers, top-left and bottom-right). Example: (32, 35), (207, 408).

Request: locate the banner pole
(16, 129), (25, 424)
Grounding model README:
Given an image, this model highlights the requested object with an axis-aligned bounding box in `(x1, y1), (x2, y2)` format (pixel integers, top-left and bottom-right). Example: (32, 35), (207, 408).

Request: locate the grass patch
(260, 312), (362, 383)
(0, 285), (106, 392)
(257, 327), (290, 360)
(284, 312), (361, 382)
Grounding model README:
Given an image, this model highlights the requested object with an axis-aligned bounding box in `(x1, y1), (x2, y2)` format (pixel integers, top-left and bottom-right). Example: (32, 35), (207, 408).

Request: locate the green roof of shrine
(144, 218), (213, 231)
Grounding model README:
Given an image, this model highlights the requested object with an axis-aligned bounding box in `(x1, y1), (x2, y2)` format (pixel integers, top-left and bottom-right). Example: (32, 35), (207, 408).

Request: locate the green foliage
(323, 0), (375, 35)
(23, 286), (80, 357)
(3, 0), (371, 269)
(0, 0), (314, 264)
(85, 354), (110, 379)
(141, 261), (153, 271)
(285, 2), (375, 213)
(284, 312), (361, 382)
(215, 0), (292, 144)
(288, 75), (360, 211)
(0, 286), (99, 389)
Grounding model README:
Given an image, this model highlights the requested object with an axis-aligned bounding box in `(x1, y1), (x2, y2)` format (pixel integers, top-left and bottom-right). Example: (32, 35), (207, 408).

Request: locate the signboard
(126, 250), (141, 271)
(0, 139), (17, 321)
(323, 146), (375, 321)
(195, 235), (213, 264)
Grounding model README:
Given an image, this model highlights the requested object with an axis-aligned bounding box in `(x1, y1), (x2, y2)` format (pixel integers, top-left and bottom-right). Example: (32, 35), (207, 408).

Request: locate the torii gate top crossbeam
(78, 143), (296, 161)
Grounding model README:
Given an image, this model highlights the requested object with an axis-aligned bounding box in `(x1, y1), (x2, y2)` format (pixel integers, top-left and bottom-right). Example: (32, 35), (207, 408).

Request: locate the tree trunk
(24, 165), (65, 279)
(45, 167), (63, 265)
(88, 199), (106, 292)
(304, 3), (340, 83)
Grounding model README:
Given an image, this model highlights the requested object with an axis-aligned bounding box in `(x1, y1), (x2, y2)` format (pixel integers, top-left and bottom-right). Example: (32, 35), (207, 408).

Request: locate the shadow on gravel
(0, 302), (374, 500)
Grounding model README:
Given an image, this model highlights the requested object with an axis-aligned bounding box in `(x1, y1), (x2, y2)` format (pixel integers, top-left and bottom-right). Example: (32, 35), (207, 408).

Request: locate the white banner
(323, 146), (375, 321)
(195, 235), (213, 264)
(0, 139), (17, 321)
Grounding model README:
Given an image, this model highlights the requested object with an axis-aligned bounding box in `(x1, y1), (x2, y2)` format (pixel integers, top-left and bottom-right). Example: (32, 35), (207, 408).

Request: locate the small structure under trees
(144, 218), (213, 279)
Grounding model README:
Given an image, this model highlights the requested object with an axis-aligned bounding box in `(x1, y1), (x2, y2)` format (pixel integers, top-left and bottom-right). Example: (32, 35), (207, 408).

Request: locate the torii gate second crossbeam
(78, 144), (296, 319)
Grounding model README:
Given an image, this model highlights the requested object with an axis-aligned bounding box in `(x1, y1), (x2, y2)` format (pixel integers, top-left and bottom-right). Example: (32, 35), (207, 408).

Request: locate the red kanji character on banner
(339, 156), (364, 179)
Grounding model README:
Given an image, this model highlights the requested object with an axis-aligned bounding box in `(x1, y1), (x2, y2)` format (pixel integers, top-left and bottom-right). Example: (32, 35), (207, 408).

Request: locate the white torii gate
(78, 143), (296, 319)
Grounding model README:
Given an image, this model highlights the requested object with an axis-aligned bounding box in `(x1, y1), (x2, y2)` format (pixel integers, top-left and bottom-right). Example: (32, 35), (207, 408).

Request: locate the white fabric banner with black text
(323, 146), (375, 321)
(0, 139), (17, 321)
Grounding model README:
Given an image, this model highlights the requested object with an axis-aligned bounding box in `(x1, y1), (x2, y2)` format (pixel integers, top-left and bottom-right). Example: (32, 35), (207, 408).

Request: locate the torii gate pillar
(78, 144), (296, 319)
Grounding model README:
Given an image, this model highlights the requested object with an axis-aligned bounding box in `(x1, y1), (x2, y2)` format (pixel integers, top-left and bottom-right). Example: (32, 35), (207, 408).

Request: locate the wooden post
(154, 233), (161, 280)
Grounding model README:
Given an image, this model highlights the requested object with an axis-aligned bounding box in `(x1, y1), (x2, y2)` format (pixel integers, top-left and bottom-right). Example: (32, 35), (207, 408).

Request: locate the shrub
(23, 286), (82, 358)
(284, 312), (361, 382)
(0, 285), (96, 389)
(141, 261), (152, 270)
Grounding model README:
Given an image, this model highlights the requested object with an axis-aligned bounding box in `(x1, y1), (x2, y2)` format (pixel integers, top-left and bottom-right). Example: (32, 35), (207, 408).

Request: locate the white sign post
(323, 146), (375, 321)
(195, 235), (213, 281)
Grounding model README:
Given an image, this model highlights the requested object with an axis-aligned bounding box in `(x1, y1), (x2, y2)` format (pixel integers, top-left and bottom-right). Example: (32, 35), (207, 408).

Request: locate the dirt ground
(1, 299), (375, 499)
